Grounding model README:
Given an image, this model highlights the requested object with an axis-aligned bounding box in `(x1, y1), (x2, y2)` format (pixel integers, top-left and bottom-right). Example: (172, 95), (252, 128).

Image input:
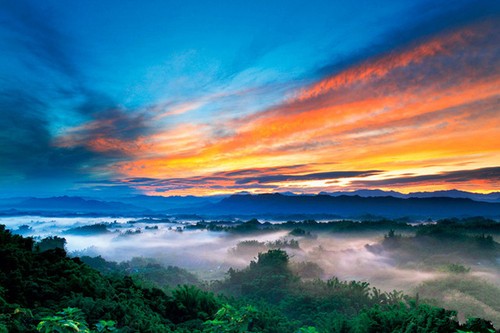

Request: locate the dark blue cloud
(0, 0), (140, 192)
(0, 88), (110, 181)
(235, 171), (382, 185)
(222, 165), (308, 177)
(78, 169), (381, 194)
(0, 0), (79, 81)
(314, 0), (500, 79)
(351, 167), (500, 187)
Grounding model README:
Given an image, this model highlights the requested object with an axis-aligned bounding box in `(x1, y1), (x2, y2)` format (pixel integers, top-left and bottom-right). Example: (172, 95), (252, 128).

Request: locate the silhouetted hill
(407, 190), (500, 202)
(320, 189), (406, 198)
(191, 193), (500, 218)
(320, 189), (500, 202)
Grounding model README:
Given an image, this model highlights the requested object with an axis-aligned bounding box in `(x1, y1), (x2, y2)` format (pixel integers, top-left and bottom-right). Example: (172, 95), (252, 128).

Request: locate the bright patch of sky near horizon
(0, 0), (499, 197)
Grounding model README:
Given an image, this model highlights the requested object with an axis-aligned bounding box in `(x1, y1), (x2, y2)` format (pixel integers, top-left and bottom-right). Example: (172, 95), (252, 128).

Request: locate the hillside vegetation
(0, 224), (498, 332)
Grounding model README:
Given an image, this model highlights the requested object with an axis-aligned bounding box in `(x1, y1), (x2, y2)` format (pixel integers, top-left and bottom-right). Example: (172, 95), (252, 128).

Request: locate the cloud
(55, 108), (151, 157)
(0, 0), (79, 81)
(351, 167), (500, 188)
(75, 167), (382, 195)
(222, 165), (310, 177)
(292, 21), (497, 102)
(235, 170), (382, 185)
(0, 0), (153, 191)
(150, 101), (205, 120)
(0, 0), (77, 176)
(313, 0), (500, 81)
(0, 89), (97, 181)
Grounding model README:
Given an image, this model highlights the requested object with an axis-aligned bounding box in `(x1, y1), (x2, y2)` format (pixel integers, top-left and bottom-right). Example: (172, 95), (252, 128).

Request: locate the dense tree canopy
(0, 224), (497, 332)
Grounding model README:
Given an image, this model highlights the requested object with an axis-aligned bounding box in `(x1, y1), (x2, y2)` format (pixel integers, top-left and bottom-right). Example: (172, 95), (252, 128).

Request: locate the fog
(1, 216), (290, 275)
(3, 216), (497, 288)
(2, 216), (499, 325)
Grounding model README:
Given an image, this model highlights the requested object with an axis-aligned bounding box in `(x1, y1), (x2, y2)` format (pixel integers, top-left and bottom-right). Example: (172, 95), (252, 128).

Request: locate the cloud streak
(351, 167), (500, 188)
(78, 168), (383, 194)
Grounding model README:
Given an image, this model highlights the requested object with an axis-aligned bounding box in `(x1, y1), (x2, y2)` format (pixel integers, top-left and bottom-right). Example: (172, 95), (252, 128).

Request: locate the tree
(204, 304), (257, 332)
(37, 308), (90, 333)
(36, 236), (67, 252)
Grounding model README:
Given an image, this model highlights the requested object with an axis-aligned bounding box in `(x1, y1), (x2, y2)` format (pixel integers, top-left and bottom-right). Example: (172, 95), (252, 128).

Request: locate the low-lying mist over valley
(3, 214), (499, 327)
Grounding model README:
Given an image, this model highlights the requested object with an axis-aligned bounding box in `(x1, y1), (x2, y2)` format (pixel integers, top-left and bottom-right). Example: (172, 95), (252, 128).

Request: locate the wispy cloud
(55, 109), (150, 156)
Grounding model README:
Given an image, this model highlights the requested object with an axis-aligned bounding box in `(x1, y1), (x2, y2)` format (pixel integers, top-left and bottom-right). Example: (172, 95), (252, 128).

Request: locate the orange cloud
(294, 24), (479, 101)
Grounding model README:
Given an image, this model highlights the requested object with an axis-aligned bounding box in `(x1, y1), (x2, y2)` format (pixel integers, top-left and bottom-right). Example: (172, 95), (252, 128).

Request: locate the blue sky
(0, 0), (498, 197)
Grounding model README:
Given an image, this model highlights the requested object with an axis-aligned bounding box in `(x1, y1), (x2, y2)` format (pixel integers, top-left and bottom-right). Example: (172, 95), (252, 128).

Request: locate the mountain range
(0, 190), (499, 218)
(319, 189), (500, 202)
(195, 193), (500, 218)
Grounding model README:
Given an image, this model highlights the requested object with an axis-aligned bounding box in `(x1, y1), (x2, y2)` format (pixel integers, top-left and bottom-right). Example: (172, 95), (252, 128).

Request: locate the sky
(0, 0), (499, 197)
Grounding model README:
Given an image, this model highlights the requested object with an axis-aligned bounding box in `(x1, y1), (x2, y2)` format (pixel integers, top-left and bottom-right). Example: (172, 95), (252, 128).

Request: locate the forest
(0, 217), (499, 332)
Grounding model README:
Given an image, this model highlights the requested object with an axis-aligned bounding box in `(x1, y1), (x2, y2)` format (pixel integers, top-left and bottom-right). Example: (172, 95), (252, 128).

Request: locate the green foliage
(253, 249), (290, 268)
(441, 263), (471, 274)
(0, 306), (35, 332)
(230, 239), (300, 259)
(94, 320), (116, 332)
(37, 308), (117, 333)
(229, 240), (267, 256)
(171, 285), (219, 323)
(288, 227), (316, 238)
(290, 261), (324, 280)
(203, 304), (257, 332)
(80, 255), (200, 289)
(37, 307), (90, 333)
(1, 223), (499, 333)
(190, 218), (278, 234)
(223, 249), (297, 303)
(267, 239), (300, 249)
(460, 317), (495, 333)
(36, 236), (67, 252)
(416, 275), (500, 327)
(296, 326), (319, 333)
(474, 234), (495, 249)
(0, 225), (175, 331)
(378, 221), (499, 269)
(64, 224), (110, 236)
(289, 228), (308, 236)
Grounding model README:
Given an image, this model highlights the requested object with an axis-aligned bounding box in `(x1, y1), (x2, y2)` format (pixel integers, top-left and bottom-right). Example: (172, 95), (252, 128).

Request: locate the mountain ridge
(191, 193), (500, 218)
(1, 190), (499, 218)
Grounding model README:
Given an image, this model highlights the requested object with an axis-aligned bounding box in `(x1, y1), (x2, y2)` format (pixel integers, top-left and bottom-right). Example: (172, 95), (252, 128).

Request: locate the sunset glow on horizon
(1, 0), (498, 197)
